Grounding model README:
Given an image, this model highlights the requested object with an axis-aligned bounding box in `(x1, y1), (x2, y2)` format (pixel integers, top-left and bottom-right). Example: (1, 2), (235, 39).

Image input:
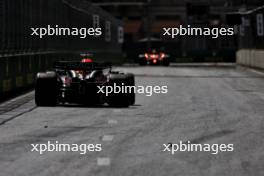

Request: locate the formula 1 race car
(138, 49), (170, 66)
(35, 60), (135, 107)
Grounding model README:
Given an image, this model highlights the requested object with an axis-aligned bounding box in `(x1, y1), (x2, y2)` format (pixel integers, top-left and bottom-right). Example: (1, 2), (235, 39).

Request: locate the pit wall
(236, 49), (264, 69)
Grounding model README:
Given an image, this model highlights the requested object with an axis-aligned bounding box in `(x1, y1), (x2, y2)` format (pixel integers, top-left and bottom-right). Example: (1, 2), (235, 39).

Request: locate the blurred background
(0, 0), (264, 97)
(91, 0), (264, 62)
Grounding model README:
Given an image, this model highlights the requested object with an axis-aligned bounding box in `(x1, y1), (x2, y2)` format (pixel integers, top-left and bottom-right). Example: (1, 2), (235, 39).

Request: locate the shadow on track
(56, 103), (141, 109)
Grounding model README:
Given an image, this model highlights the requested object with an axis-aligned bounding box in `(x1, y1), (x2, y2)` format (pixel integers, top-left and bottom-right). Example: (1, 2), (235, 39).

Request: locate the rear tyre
(139, 59), (146, 66)
(126, 73), (135, 105)
(107, 73), (134, 107)
(163, 59), (170, 66)
(35, 72), (58, 106)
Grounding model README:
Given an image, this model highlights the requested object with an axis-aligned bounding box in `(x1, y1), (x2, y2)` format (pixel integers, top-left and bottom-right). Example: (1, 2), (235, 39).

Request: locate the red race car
(138, 49), (170, 66)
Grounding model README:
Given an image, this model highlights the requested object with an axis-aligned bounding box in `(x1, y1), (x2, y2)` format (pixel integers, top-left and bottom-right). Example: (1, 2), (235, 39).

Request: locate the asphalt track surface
(0, 65), (264, 176)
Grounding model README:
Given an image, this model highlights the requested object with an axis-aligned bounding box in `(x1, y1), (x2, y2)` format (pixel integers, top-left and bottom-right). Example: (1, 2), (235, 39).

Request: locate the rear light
(150, 54), (159, 59)
(153, 59), (157, 64)
(144, 53), (149, 59)
(160, 53), (165, 59)
(82, 58), (93, 63)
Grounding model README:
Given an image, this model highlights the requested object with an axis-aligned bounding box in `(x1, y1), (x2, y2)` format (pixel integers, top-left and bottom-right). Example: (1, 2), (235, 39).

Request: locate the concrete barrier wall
(0, 51), (124, 99)
(0, 0), (124, 100)
(236, 49), (264, 69)
(0, 52), (78, 99)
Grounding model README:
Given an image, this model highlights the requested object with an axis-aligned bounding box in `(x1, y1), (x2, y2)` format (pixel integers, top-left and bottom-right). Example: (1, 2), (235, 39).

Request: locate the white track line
(108, 119), (118, 125)
(248, 68), (264, 76)
(113, 109), (122, 113)
(102, 135), (114, 142)
(97, 158), (111, 166)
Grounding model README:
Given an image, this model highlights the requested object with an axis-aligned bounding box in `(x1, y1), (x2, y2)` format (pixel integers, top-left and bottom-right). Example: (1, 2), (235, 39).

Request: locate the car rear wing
(54, 61), (112, 70)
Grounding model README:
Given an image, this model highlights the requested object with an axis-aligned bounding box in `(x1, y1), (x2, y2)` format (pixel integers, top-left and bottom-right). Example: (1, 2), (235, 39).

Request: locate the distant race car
(80, 53), (94, 63)
(138, 49), (170, 66)
(35, 60), (135, 107)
